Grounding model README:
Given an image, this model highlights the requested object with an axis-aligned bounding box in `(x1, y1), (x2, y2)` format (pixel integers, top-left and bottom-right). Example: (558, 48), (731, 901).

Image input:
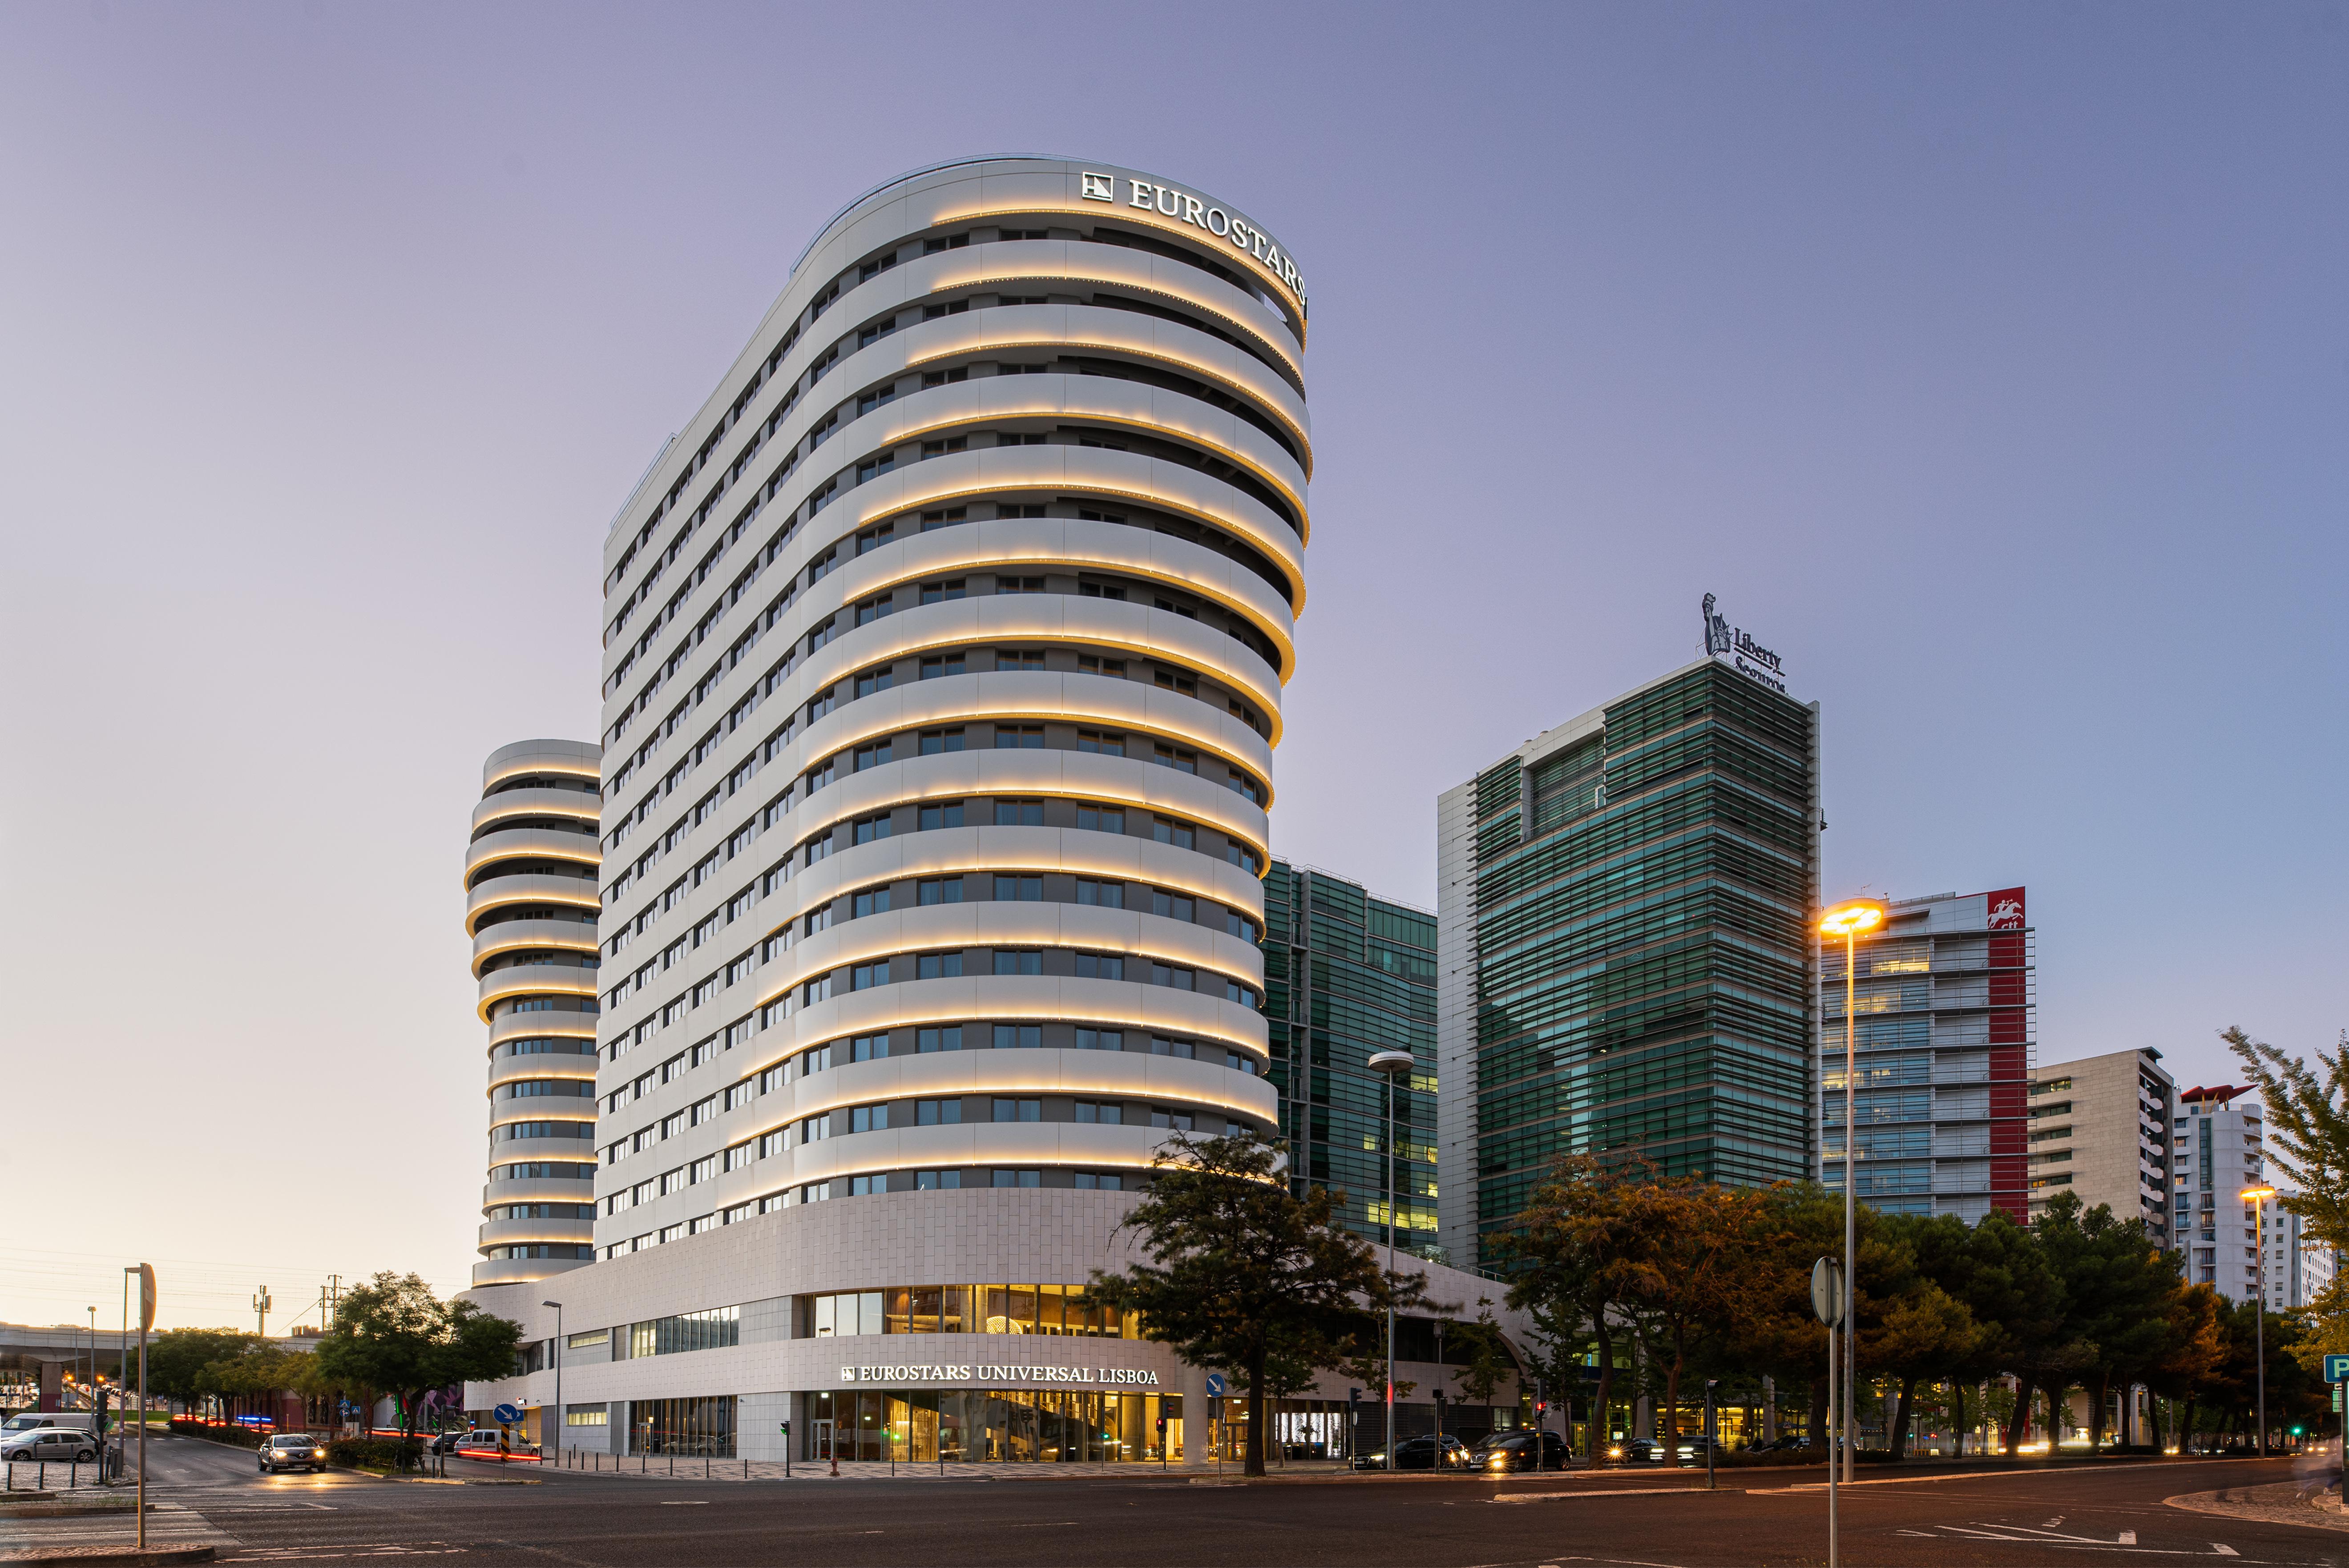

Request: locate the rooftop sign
(1081, 171), (1305, 307)
(1703, 593), (1788, 694)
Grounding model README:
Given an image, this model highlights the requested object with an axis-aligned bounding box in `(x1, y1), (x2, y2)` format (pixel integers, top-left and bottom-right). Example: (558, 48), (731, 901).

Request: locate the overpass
(0, 1321), (318, 1413)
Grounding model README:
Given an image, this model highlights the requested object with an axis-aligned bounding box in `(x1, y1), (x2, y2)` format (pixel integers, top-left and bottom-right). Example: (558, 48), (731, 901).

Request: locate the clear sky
(3, 3), (2341, 1330)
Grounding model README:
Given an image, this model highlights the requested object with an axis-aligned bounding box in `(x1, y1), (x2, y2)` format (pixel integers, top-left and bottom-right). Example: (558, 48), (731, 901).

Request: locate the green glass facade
(1261, 860), (1442, 1256)
(1445, 661), (1819, 1266)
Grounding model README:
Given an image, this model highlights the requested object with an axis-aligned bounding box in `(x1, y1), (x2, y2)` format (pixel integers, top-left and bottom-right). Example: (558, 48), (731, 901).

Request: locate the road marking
(2122, 1532), (2139, 1545)
(658, 1500), (709, 1505)
(2214, 1548), (2238, 1558)
(1494, 1488), (1737, 1503)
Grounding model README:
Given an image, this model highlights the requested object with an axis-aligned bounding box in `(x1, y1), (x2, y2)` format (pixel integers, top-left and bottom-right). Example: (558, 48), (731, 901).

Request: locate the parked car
(258, 1433), (327, 1474)
(1, 1413), (96, 1435)
(450, 1428), (537, 1459)
(2, 1427), (100, 1464)
(1350, 1434), (1471, 1471)
(1473, 1430), (1573, 1472)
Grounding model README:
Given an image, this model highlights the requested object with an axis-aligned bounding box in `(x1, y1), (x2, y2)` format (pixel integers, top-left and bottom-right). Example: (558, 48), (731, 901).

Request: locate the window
(851, 959), (891, 990)
(997, 504), (1046, 520)
(1075, 1028), (1123, 1052)
(919, 579), (965, 605)
(1152, 816), (1194, 850)
(993, 1098), (1041, 1123)
(859, 253), (897, 281)
(993, 875), (1042, 902)
(994, 950), (1042, 976)
(916, 1099), (963, 1126)
(1076, 729), (1123, 755)
(993, 1169), (1042, 1188)
(1074, 1173), (1123, 1192)
(1150, 1108), (1195, 1131)
(856, 383), (896, 415)
(850, 1103), (889, 1133)
(1154, 744), (1198, 774)
(922, 234), (969, 254)
(853, 812), (892, 844)
(1150, 1037), (1195, 1060)
(1226, 911), (1257, 941)
(920, 305), (968, 324)
(1074, 878), (1123, 907)
(918, 1025), (963, 1052)
(855, 665), (893, 698)
(848, 1174), (883, 1196)
(1153, 667), (1198, 696)
(918, 802), (965, 831)
(1074, 952), (1124, 980)
(1078, 582), (1128, 602)
(919, 727), (965, 754)
(920, 435), (967, 458)
(917, 875), (964, 904)
(801, 1112), (831, 1142)
(856, 320), (895, 350)
(918, 507), (967, 530)
(1151, 963), (1195, 991)
(919, 653), (966, 680)
(852, 887), (892, 918)
(852, 739), (892, 771)
(917, 951), (964, 979)
(996, 649), (1046, 672)
(995, 800), (1044, 827)
(916, 1169), (963, 1189)
(993, 1024), (1042, 1049)
(1074, 1101), (1122, 1125)
(1077, 806), (1124, 834)
(1152, 890), (1195, 922)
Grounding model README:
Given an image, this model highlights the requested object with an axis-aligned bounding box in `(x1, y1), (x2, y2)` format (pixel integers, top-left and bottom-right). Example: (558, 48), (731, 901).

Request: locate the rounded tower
(468, 738), (604, 1286)
(593, 157), (1304, 1248)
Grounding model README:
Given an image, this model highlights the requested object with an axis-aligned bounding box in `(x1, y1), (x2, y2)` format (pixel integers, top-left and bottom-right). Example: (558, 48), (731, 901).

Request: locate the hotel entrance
(805, 1389), (1182, 1463)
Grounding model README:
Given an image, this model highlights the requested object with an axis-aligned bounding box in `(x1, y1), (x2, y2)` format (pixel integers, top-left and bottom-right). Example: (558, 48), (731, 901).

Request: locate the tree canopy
(312, 1272), (521, 1439)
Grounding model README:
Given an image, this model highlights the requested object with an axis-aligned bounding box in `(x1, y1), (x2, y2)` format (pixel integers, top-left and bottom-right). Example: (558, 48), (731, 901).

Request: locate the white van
(0, 1413), (97, 1435)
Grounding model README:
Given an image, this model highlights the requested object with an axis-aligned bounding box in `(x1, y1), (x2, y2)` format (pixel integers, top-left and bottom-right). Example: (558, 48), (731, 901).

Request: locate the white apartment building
(2025, 1047), (2174, 1247)
(2173, 1084), (2266, 1302)
(2262, 1203), (2335, 1311)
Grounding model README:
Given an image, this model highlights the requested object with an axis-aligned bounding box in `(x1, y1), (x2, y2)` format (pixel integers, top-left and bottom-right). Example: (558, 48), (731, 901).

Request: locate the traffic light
(1537, 1401), (1549, 1415)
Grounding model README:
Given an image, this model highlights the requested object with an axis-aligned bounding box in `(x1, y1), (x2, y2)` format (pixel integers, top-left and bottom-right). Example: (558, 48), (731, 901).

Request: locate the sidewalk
(2167, 1475), (2349, 1534)
(528, 1453), (1355, 1483)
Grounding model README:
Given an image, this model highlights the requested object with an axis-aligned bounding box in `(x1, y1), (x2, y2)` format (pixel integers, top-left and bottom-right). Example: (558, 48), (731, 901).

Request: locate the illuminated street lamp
(1818, 899), (1887, 1488)
(2240, 1185), (2278, 1458)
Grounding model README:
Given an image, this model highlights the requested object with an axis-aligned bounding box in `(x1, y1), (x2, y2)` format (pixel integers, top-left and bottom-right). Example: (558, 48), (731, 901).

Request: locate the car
(1472, 1429), (1573, 1472)
(258, 1433), (327, 1474)
(450, 1428), (537, 1459)
(1350, 1434), (1471, 1471)
(1, 1413), (95, 1436)
(2, 1427), (100, 1464)
(1607, 1433), (1723, 1463)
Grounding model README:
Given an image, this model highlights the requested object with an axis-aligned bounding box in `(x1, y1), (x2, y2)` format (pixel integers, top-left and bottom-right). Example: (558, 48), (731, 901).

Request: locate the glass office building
(1437, 658), (1820, 1267)
(1262, 860), (1441, 1256)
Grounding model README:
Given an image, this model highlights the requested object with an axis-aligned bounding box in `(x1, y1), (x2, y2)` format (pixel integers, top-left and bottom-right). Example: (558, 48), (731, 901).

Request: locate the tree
(1868, 1215), (1986, 1459)
(1086, 1130), (1420, 1477)
(141, 1328), (262, 1415)
(312, 1272), (522, 1448)
(1449, 1300), (1516, 1411)
(2226, 1026), (2349, 1254)
(1617, 1181), (1767, 1466)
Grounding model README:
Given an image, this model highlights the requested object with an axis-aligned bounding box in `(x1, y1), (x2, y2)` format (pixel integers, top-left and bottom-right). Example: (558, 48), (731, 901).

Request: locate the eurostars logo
(1080, 171), (1117, 202)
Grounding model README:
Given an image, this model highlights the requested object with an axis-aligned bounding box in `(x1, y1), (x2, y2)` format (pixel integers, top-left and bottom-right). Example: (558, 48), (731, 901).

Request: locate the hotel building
(1820, 888), (2033, 1222)
(2023, 1046), (2174, 1244)
(468, 739), (604, 1285)
(464, 157), (1522, 1462)
(1436, 647), (1820, 1268)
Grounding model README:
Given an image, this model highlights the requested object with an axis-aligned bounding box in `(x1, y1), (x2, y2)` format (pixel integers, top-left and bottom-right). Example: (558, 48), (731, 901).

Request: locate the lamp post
(2240, 1187), (2276, 1458)
(542, 1302), (563, 1462)
(1368, 1048), (1417, 1474)
(1819, 899), (1887, 1487)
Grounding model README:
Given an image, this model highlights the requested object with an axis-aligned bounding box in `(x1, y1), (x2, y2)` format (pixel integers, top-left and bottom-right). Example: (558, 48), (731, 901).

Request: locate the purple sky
(4, 3), (2341, 1328)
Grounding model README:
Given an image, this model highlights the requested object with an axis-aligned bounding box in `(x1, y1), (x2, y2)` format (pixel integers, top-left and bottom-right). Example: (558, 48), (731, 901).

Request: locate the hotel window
(916, 1098), (962, 1126)
(848, 1033), (889, 1062)
(993, 1169), (1043, 1188)
(916, 1169), (962, 1189)
(993, 1024), (1042, 1049)
(852, 887), (892, 918)
(1075, 729), (1123, 756)
(922, 234), (969, 254)
(854, 665), (893, 698)
(1152, 891), (1195, 921)
(1150, 1037), (1195, 1060)
(1150, 1108), (1194, 1131)
(1078, 581), (1128, 601)
(917, 951), (964, 979)
(856, 319), (895, 350)
(919, 654), (965, 680)
(690, 1155), (717, 1183)
(852, 740), (892, 772)
(849, 1104), (889, 1134)
(858, 252), (896, 281)
(920, 303), (968, 323)
(856, 383), (896, 415)
(993, 875), (1042, 902)
(1073, 1173), (1124, 1191)
(1074, 952), (1124, 980)
(997, 650), (1046, 672)
(1152, 817), (1194, 850)
(1074, 1028), (1123, 1052)
(1077, 806), (1124, 834)
(801, 1112), (831, 1142)
(917, 802), (965, 832)
(848, 1175), (883, 1196)
(856, 523), (895, 556)
(917, 874), (964, 903)
(917, 1025), (963, 1052)
(994, 800), (1044, 827)
(1074, 1102), (1122, 1125)
(853, 812), (892, 843)
(1153, 667), (1197, 696)
(920, 435), (966, 458)
(918, 727), (964, 754)
(1154, 744), (1198, 775)
(917, 506), (966, 529)
(995, 724), (1044, 750)
(1074, 878), (1123, 907)
(994, 950), (1042, 977)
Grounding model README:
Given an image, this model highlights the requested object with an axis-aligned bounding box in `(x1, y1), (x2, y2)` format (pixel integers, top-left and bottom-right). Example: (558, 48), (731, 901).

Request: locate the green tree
(141, 1328), (262, 1415)
(2225, 1027), (2349, 1254)
(1869, 1215), (1986, 1459)
(1086, 1130), (1420, 1477)
(1617, 1180), (1767, 1466)
(312, 1272), (522, 1448)
(1448, 1299), (1515, 1410)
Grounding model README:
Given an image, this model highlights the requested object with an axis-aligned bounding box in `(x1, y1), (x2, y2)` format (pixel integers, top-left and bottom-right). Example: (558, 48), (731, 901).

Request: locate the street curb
(0, 1547), (214, 1566)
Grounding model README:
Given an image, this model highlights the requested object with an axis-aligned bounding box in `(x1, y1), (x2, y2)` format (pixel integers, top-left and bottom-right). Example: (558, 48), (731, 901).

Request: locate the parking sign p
(2324, 1354), (2349, 1383)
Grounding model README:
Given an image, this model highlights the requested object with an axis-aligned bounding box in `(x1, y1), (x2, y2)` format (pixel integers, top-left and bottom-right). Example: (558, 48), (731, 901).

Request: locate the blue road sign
(494, 1403), (521, 1424)
(2324, 1354), (2349, 1383)
(1204, 1374), (1227, 1398)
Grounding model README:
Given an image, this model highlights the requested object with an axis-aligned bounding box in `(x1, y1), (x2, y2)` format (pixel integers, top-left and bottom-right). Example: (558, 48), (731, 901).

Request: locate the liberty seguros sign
(1703, 593), (1788, 694)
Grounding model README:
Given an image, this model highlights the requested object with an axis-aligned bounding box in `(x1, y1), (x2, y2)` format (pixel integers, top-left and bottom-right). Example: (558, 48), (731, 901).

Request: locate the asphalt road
(100, 1435), (2349, 1567)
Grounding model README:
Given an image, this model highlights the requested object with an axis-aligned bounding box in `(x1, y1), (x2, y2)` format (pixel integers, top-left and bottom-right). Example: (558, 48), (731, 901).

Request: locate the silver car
(259, 1432), (327, 1473)
(2, 1427), (100, 1463)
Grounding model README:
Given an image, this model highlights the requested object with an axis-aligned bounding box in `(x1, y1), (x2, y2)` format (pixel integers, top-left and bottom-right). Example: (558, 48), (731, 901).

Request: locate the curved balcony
(477, 964), (600, 1022)
(484, 1173), (599, 1207)
(464, 826), (600, 888)
(472, 919), (600, 973)
(486, 1052), (599, 1092)
(486, 1008), (598, 1051)
(472, 787), (601, 837)
(475, 1215), (595, 1250)
(483, 738), (601, 792)
(466, 873), (600, 936)
(471, 1254), (592, 1288)
(790, 822), (1262, 924)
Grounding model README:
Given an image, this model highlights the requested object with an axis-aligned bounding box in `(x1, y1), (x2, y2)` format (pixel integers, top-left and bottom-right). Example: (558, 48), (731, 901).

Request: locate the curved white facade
(586, 158), (1305, 1244)
(468, 738), (603, 1286)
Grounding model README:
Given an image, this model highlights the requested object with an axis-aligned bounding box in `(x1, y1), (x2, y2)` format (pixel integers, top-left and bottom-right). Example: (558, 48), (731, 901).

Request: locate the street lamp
(1819, 898), (1886, 1488)
(541, 1302), (563, 1462)
(1368, 1048), (1417, 1475)
(2240, 1187), (2276, 1458)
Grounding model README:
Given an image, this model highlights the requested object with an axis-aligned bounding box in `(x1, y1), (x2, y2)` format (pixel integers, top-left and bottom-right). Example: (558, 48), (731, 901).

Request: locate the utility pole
(253, 1286), (272, 1338)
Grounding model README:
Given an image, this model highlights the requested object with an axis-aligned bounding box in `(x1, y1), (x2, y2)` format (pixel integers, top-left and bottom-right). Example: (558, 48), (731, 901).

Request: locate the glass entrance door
(813, 1419), (835, 1461)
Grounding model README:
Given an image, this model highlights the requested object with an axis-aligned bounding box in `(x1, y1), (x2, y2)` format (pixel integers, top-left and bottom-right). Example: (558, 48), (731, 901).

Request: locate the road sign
(494, 1403), (521, 1424)
(1205, 1374), (1227, 1398)
(2334, 1385), (2343, 1413)
(2325, 1354), (2349, 1383)
(1810, 1257), (1846, 1328)
(137, 1264), (157, 1334)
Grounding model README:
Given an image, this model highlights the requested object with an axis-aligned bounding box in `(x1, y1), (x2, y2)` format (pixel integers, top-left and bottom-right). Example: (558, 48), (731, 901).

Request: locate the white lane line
(1493, 1488), (1736, 1503)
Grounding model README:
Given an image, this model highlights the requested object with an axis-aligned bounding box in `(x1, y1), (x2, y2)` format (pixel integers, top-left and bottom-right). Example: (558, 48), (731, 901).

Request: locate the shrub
(167, 1419), (266, 1450)
(325, 1435), (425, 1471)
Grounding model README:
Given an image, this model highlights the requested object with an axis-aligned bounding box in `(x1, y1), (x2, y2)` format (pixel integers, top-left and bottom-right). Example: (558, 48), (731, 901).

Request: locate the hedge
(167, 1419), (266, 1450)
(325, 1436), (425, 1471)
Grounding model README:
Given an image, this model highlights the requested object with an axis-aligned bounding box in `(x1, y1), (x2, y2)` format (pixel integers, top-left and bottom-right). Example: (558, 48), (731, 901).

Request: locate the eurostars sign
(1080, 171), (1305, 306)
(838, 1363), (1162, 1387)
